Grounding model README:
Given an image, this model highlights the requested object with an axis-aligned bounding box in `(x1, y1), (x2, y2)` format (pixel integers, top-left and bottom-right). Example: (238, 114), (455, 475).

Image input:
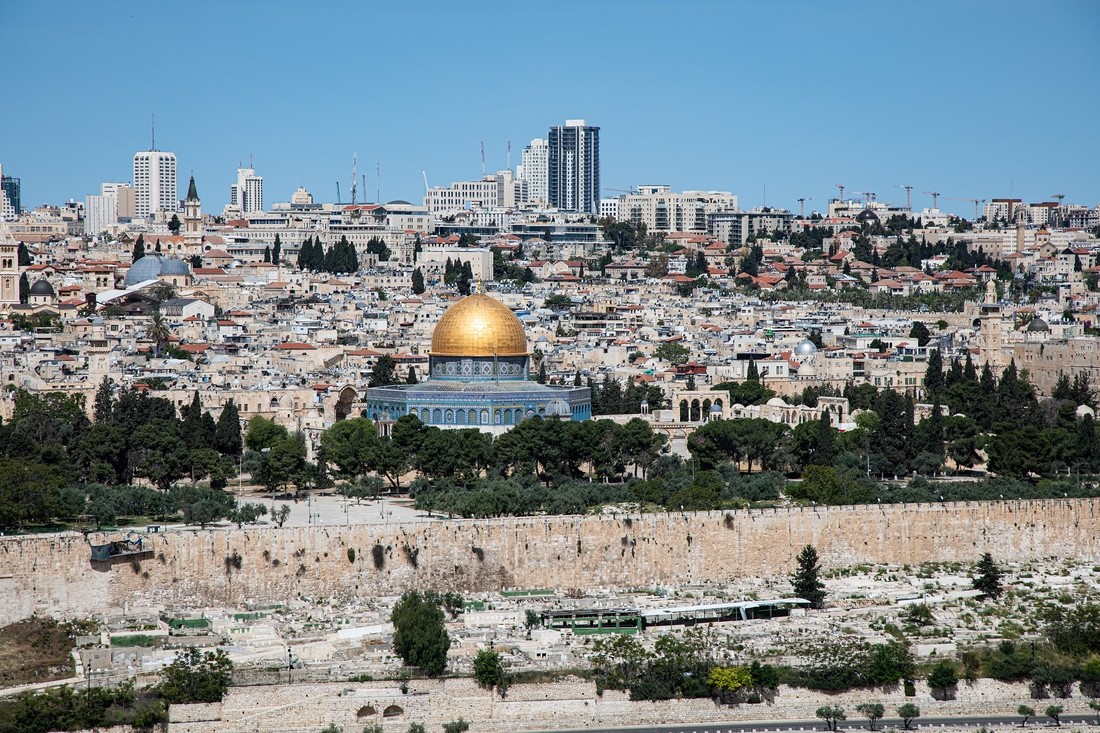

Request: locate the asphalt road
(535, 714), (1099, 733)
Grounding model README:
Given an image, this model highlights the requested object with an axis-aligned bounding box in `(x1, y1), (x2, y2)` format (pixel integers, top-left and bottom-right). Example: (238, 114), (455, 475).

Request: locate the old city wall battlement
(1, 498), (1097, 624)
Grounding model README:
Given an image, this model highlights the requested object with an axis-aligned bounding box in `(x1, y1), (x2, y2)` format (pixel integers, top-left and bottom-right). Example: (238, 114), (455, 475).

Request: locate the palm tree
(147, 308), (170, 357)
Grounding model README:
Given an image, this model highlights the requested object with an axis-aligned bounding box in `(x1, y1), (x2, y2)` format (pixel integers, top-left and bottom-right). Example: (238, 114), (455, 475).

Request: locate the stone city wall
(166, 677), (1098, 733)
(1, 499), (1098, 625)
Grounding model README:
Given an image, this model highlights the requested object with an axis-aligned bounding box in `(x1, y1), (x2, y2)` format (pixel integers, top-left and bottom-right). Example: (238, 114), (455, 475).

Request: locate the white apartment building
(423, 170), (523, 214)
(84, 182), (135, 235)
(133, 150), (177, 217)
(611, 186), (739, 233)
(518, 138), (548, 204)
(600, 198), (619, 220)
(230, 166), (264, 215)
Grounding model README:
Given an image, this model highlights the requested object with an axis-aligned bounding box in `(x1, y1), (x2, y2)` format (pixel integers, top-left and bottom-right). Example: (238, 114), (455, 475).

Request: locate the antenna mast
(350, 152), (357, 205)
(481, 141), (486, 177)
(376, 162), (380, 204)
(507, 141), (511, 171)
(151, 113), (155, 150)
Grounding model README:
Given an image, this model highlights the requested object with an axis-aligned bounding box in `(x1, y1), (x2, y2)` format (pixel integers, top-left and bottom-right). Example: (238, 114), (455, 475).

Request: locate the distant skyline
(2, 0), (1098, 220)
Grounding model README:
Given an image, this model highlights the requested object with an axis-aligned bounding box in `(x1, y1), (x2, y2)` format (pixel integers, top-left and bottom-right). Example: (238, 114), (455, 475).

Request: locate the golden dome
(430, 294), (528, 357)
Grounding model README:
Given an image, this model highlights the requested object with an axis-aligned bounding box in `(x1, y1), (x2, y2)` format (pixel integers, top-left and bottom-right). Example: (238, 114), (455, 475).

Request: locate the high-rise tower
(547, 120), (600, 214)
(133, 150), (177, 217)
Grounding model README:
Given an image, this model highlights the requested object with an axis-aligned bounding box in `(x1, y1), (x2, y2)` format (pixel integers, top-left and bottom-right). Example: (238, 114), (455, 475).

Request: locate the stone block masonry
(1, 499), (1098, 625)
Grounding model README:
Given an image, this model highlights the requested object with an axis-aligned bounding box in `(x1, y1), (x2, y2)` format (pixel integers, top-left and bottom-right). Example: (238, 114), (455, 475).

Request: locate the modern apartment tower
(547, 120), (600, 214)
(518, 138), (548, 204)
(133, 150), (178, 217)
(0, 163), (20, 222)
(230, 165), (264, 215)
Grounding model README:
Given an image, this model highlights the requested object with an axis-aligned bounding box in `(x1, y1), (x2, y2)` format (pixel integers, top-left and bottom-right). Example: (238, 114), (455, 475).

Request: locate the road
(533, 714), (1099, 733)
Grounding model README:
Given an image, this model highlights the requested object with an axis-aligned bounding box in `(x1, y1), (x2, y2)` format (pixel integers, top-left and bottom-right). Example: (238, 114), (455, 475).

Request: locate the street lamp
(287, 646), (292, 683)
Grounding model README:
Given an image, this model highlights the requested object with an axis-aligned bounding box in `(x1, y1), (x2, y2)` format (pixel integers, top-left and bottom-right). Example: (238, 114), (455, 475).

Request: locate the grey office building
(548, 120), (600, 214)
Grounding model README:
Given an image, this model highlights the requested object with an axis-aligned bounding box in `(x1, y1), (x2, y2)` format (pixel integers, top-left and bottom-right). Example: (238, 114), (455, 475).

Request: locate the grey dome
(544, 398), (572, 418)
(124, 255), (191, 287)
(1026, 317), (1050, 332)
(29, 279), (55, 296)
(158, 258), (191, 276)
(794, 339), (818, 355)
(126, 255), (163, 287)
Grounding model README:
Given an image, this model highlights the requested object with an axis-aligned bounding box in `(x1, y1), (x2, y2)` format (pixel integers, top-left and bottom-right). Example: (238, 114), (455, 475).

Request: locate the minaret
(979, 279), (1003, 370)
(183, 175), (203, 254)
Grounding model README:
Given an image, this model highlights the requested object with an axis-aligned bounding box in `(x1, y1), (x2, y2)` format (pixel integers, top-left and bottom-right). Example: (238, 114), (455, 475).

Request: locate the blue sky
(2, 1), (1098, 218)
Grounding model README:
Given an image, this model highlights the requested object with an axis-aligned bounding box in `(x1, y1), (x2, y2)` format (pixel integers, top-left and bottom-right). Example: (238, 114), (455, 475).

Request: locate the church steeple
(183, 176), (203, 254)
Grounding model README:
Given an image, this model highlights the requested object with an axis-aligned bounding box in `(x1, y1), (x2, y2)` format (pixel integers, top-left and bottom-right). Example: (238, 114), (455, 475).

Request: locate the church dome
(1026, 317), (1050, 332)
(29, 279), (55, 296)
(125, 255), (191, 287)
(125, 255), (164, 287)
(430, 293), (528, 357)
(158, 257), (191, 276)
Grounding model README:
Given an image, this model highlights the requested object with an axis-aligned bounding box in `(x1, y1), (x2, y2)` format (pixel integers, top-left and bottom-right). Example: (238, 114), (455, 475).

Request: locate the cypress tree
(791, 545), (827, 608)
(263, 246), (271, 263)
(94, 376), (114, 424)
(272, 234), (281, 265)
(133, 234), (146, 262)
(972, 553), (1003, 598)
(924, 348), (944, 397)
(19, 273), (30, 303)
(411, 268), (425, 295)
(297, 237), (311, 270)
(215, 399), (243, 456)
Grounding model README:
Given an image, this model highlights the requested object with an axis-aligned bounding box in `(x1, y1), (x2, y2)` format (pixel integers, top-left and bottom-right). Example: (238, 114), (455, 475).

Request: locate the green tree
(791, 544), (827, 609)
(1045, 704), (1063, 726)
(473, 648), (505, 690)
(215, 400), (243, 455)
(441, 720), (469, 733)
(909, 321), (931, 347)
(897, 703), (921, 730)
(244, 415), (288, 451)
(272, 234), (282, 265)
(972, 552), (1003, 598)
(391, 591), (451, 676)
(93, 376), (114, 424)
(856, 703), (885, 731)
(146, 309), (171, 358)
(926, 660), (957, 696)
(412, 268), (425, 294)
(924, 348), (944, 396)
(321, 418), (380, 480)
(1018, 705), (1035, 726)
(654, 342), (690, 365)
(18, 272), (30, 303)
(133, 234), (146, 262)
(158, 647), (233, 703)
(369, 354), (398, 387)
(168, 214), (181, 234)
(816, 706), (846, 732)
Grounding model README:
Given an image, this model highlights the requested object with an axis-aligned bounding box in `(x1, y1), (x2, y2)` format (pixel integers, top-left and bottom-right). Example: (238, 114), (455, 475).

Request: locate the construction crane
(350, 152), (358, 205)
(423, 172), (430, 196)
(1051, 194), (1065, 204)
(855, 191), (875, 207)
(834, 184), (845, 203)
(797, 197), (815, 217)
(894, 184), (914, 211)
(603, 187), (637, 195)
(946, 197), (988, 220)
(335, 182), (341, 204)
(922, 191), (941, 209)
